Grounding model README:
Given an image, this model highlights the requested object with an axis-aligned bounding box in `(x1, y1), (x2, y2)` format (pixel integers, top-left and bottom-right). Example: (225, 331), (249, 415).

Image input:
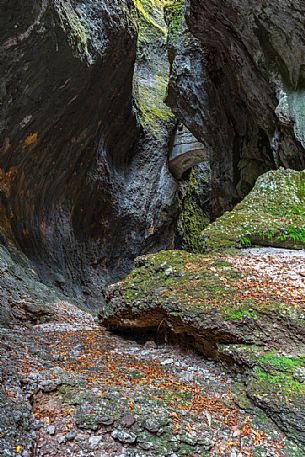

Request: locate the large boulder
(202, 168), (305, 252)
(100, 249), (305, 445)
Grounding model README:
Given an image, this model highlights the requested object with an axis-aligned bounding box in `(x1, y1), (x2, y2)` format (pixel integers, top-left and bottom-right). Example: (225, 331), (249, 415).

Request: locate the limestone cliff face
(0, 0), (177, 309)
(167, 0), (305, 217)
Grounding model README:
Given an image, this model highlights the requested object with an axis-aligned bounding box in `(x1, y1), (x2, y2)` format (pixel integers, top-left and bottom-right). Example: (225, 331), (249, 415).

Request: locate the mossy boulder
(100, 249), (305, 445)
(100, 249), (305, 351)
(202, 168), (305, 252)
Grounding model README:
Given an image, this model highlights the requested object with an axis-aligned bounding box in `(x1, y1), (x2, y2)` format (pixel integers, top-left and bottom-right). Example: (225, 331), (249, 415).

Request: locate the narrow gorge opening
(1, 1), (305, 456)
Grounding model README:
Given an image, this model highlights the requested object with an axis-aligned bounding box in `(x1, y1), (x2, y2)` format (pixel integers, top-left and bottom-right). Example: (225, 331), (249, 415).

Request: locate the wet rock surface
(169, 124), (207, 180)
(0, 243), (90, 326)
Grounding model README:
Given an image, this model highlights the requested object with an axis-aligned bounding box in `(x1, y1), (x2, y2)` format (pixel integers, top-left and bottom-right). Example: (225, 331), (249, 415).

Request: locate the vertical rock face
(125, 0), (177, 258)
(166, 0), (305, 216)
(0, 0), (177, 308)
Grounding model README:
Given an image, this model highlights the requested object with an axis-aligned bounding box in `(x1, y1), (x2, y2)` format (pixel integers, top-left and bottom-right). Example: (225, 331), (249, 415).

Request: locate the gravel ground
(242, 247), (305, 257)
(0, 321), (297, 456)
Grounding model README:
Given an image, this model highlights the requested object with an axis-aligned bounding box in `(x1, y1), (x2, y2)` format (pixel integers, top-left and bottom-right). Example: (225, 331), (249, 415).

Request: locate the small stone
(144, 340), (157, 349)
(197, 433), (211, 448)
(98, 415), (114, 426)
(47, 425), (55, 435)
(143, 417), (160, 433)
(161, 358), (174, 365)
(139, 441), (155, 450)
(57, 435), (66, 444)
(180, 432), (198, 446)
(65, 430), (76, 441)
(293, 367), (305, 383)
(180, 372), (194, 382)
(39, 380), (58, 393)
(32, 421), (44, 430)
(204, 411), (212, 427)
(121, 414), (135, 428)
(111, 430), (137, 444)
(165, 267), (173, 276)
(91, 387), (102, 394)
(89, 435), (103, 448)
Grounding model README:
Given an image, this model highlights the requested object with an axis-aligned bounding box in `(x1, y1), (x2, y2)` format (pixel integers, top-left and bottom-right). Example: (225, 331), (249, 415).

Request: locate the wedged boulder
(169, 123), (207, 179)
(202, 168), (305, 252)
(100, 249), (305, 445)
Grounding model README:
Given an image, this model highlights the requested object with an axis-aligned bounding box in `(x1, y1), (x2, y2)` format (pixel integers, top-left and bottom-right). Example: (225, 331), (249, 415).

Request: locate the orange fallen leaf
(23, 132), (38, 147)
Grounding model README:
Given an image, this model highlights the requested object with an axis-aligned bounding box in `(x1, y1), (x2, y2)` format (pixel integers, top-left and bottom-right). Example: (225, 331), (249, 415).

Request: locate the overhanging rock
(169, 123), (208, 179)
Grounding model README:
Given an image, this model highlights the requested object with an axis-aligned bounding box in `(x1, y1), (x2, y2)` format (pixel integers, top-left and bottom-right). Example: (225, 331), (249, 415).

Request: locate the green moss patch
(132, 0), (174, 135)
(165, 0), (185, 41)
(219, 344), (305, 444)
(252, 352), (305, 399)
(177, 169), (209, 253)
(56, 2), (89, 60)
(222, 345), (305, 398)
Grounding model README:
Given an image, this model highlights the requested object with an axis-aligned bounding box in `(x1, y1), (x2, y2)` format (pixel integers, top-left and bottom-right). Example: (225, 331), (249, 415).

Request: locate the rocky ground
(100, 248), (305, 453)
(0, 249), (304, 456)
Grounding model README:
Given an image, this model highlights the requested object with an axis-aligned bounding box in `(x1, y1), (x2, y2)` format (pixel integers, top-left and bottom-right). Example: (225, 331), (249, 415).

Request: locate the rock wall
(0, 0), (177, 310)
(166, 0), (305, 217)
